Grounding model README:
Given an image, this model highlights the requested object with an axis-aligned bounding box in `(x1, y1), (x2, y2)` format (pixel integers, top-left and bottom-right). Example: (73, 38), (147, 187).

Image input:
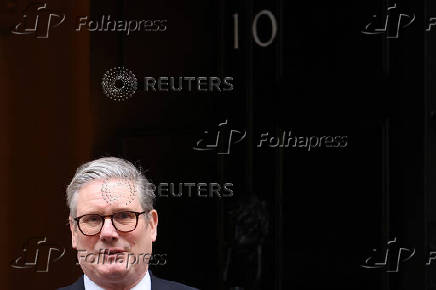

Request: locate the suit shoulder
(57, 275), (84, 290)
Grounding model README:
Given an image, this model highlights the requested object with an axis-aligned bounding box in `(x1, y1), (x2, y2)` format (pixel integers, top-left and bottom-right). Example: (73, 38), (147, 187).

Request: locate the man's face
(70, 178), (158, 287)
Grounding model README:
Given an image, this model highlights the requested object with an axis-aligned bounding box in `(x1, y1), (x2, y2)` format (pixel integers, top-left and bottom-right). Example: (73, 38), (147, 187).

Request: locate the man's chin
(84, 261), (131, 281)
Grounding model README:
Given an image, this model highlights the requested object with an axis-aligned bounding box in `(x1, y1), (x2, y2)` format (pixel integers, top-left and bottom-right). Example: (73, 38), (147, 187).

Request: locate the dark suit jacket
(57, 271), (198, 290)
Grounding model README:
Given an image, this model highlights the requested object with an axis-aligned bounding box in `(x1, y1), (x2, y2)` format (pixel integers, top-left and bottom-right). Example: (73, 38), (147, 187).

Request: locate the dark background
(2, 0), (435, 289)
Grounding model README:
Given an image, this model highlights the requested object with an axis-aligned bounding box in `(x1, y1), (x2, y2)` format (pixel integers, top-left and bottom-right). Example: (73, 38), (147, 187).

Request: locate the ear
(69, 217), (78, 249)
(147, 209), (158, 242)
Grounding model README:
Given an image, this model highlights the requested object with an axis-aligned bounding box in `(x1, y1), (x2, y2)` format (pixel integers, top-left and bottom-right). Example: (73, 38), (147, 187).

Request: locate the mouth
(106, 248), (126, 256)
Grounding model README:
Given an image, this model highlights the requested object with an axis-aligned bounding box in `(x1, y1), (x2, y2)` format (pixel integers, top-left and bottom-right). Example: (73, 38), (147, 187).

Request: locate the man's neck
(84, 269), (149, 290)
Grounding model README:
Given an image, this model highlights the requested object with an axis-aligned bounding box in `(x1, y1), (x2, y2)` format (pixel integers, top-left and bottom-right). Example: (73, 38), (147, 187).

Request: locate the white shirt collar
(84, 270), (151, 290)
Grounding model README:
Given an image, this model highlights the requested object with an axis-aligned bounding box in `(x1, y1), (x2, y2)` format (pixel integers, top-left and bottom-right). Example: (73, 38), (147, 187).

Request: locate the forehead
(76, 178), (141, 214)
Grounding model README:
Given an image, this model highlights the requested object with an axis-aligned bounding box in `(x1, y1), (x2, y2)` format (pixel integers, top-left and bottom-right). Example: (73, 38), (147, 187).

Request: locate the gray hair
(66, 157), (155, 218)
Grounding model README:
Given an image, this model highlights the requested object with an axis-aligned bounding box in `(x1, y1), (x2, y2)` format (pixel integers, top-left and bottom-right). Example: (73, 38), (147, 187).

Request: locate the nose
(99, 217), (119, 241)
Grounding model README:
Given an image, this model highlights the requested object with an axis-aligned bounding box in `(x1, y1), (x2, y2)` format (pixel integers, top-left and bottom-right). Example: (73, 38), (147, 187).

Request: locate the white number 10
(233, 10), (278, 49)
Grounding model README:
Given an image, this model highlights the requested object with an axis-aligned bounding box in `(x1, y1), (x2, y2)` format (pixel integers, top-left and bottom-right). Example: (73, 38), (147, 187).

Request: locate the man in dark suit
(58, 270), (197, 290)
(58, 157), (197, 290)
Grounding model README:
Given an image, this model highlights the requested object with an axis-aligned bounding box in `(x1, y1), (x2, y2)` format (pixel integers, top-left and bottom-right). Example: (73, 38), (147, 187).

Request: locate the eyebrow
(79, 208), (138, 216)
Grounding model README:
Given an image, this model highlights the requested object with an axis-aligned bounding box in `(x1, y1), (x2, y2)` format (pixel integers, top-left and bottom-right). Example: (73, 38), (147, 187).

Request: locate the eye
(82, 214), (100, 224)
(115, 211), (135, 220)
